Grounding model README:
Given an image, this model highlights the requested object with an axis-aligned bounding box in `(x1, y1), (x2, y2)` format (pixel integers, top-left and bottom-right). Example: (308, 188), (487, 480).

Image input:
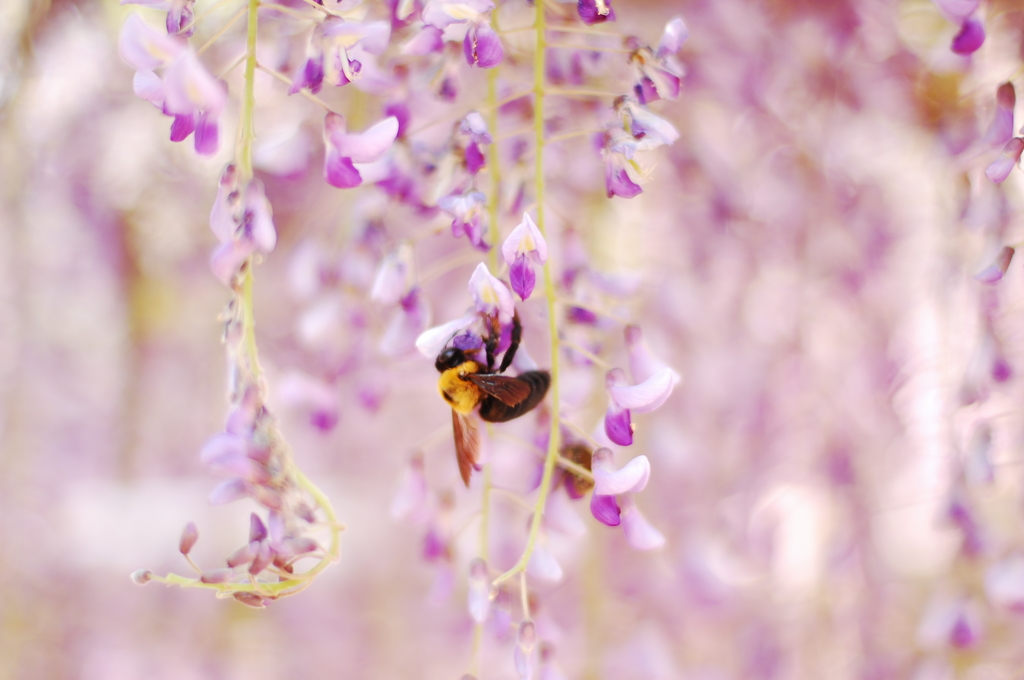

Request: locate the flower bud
(179, 521), (199, 555)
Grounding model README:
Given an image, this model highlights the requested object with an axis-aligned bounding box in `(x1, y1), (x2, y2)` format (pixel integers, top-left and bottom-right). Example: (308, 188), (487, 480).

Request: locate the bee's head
(435, 346), (468, 373)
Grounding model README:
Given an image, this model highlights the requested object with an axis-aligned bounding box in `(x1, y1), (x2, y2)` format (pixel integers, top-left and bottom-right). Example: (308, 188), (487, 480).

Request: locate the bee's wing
(452, 410), (480, 487)
(465, 373), (532, 407)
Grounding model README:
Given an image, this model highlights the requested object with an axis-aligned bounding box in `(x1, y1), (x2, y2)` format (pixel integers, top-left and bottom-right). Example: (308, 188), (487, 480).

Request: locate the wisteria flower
(603, 326), (680, 445)
(603, 148), (643, 199)
(628, 18), (686, 104)
(323, 113), (399, 188)
(438, 190), (489, 249)
(986, 138), (1024, 183)
(468, 262), (515, 322)
(501, 213), (547, 300)
(587, 448), (664, 550)
(460, 111), (492, 175)
(290, 18), (391, 94)
(421, 0), (503, 68)
(616, 97), (680, 152)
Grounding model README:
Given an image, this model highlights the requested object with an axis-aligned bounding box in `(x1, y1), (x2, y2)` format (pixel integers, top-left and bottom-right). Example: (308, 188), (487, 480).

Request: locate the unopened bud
(130, 569), (153, 585)
(233, 592), (268, 608)
(179, 521), (199, 555)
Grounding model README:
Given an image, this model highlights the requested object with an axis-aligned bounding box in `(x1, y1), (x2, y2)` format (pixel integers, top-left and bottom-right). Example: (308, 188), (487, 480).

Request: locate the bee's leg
(498, 311), (521, 374)
(484, 313), (500, 372)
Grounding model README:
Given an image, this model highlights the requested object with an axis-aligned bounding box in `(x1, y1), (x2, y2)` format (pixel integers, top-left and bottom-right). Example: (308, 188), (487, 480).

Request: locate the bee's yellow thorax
(438, 361), (482, 414)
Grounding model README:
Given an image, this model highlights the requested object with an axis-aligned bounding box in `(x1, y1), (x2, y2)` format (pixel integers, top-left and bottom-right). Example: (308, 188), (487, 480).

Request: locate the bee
(436, 313), (550, 486)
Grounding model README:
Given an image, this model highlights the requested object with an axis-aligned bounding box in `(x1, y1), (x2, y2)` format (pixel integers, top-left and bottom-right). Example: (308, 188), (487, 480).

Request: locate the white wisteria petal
(415, 313), (476, 358)
(593, 454), (650, 495)
(609, 366), (677, 413)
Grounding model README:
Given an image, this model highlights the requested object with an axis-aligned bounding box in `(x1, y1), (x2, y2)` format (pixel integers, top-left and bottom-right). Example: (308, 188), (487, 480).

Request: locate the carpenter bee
(436, 312), (550, 486)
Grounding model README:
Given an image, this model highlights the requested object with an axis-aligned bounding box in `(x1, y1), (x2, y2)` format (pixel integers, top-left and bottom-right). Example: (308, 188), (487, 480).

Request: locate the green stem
(493, 0), (561, 590)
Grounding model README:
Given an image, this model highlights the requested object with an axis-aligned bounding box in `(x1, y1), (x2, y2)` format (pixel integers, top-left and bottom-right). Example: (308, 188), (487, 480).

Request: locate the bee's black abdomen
(479, 371), (550, 423)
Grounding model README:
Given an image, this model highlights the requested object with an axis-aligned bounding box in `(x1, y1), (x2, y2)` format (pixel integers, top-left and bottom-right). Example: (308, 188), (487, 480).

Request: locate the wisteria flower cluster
(118, 0), (682, 670)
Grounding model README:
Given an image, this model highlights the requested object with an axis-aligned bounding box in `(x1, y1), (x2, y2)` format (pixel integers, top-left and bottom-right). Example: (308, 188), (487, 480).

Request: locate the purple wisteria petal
(119, 14), (186, 71)
(590, 493), (621, 526)
(619, 497), (665, 550)
(605, 157), (642, 198)
(325, 151), (362, 188)
(289, 57), (325, 95)
(657, 16), (688, 57)
(974, 246), (1015, 284)
(463, 22), (503, 68)
(509, 254), (536, 301)
(502, 213), (547, 266)
(415, 313), (477, 358)
(468, 263), (515, 321)
(592, 450), (650, 495)
(986, 138), (1024, 183)
(193, 111), (219, 156)
(166, 0), (196, 36)
(578, 0), (615, 25)
(465, 141), (485, 174)
(604, 401), (633, 446)
(169, 113), (194, 142)
(249, 512), (267, 542)
(951, 16), (985, 55)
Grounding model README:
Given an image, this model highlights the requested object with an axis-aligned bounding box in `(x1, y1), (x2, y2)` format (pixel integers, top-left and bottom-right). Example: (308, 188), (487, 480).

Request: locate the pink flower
(587, 448), (664, 550)
(162, 51), (227, 155)
(502, 213), (547, 301)
(323, 113), (399, 188)
(468, 263), (515, 322)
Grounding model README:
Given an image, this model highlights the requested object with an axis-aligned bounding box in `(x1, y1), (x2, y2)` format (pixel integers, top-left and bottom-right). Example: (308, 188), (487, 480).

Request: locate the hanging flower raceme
(578, 0), (614, 26)
(290, 18), (391, 94)
(501, 213), (548, 301)
(322, 113), (400, 189)
(628, 16), (687, 104)
(209, 164), (278, 286)
(603, 325), (681, 445)
(439, 190), (490, 250)
(119, 14), (226, 155)
(459, 112), (492, 175)
(421, 0), (503, 68)
(588, 448), (665, 550)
